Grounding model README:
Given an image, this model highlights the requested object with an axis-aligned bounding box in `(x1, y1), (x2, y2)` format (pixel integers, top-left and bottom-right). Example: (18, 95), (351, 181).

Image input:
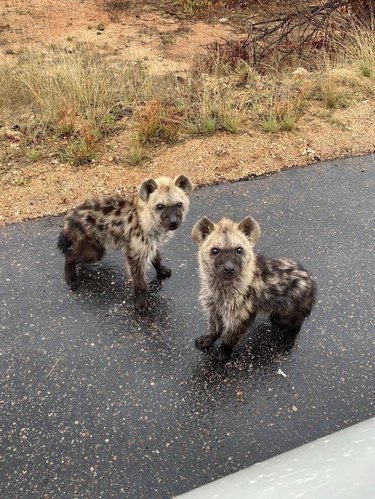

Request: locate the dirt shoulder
(2, 98), (374, 225)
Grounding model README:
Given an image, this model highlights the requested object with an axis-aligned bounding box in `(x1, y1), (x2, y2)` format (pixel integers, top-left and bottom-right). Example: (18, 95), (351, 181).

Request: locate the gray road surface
(0, 155), (374, 498)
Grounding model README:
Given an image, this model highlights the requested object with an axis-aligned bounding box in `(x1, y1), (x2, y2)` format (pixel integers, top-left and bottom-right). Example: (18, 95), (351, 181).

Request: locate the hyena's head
(192, 217), (260, 281)
(139, 175), (193, 231)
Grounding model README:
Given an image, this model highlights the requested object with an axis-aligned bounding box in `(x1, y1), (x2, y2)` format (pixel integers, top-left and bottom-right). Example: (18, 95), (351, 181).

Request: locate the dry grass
(183, 77), (245, 135)
(340, 23), (375, 78)
(1, 20), (374, 169)
(257, 80), (309, 133)
(157, 0), (219, 17)
(126, 134), (149, 165)
(315, 75), (349, 110)
(134, 99), (180, 144)
(59, 126), (100, 166)
(0, 46), (140, 141)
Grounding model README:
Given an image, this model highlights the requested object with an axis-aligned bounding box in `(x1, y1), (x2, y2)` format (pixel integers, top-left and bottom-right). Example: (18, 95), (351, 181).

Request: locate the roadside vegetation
(0, 0), (374, 173)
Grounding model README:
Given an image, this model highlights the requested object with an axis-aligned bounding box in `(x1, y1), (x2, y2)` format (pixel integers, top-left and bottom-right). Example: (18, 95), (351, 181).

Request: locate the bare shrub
(202, 1), (350, 70)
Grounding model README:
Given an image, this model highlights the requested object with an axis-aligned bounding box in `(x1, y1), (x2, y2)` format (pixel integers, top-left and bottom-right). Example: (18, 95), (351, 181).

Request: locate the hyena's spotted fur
(57, 175), (193, 311)
(192, 217), (316, 362)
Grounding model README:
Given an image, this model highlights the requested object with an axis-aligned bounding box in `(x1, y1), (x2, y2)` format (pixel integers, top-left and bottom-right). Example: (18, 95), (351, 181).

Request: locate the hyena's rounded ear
(139, 179), (158, 201)
(238, 216), (260, 244)
(175, 175), (193, 196)
(192, 217), (215, 245)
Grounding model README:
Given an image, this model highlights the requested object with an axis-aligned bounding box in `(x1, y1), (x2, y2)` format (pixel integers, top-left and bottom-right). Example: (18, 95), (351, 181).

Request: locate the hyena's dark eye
(211, 247), (219, 255)
(236, 247), (244, 254)
(156, 204), (164, 211)
(177, 202), (183, 208)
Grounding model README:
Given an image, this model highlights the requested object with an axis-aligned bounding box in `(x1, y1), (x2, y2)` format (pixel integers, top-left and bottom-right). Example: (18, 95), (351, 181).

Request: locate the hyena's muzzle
(160, 205), (184, 231)
(212, 248), (243, 280)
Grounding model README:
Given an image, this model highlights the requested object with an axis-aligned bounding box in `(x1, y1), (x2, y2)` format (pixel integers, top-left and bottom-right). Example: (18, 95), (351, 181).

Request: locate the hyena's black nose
(169, 219), (178, 230)
(224, 261), (235, 274)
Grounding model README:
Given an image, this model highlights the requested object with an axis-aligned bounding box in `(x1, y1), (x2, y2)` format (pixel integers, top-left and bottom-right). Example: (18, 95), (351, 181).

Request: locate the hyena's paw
(195, 335), (215, 351)
(65, 275), (79, 291)
(134, 291), (147, 313)
(216, 344), (233, 363)
(281, 329), (299, 351)
(69, 280), (79, 291)
(156, 265), (172, 280)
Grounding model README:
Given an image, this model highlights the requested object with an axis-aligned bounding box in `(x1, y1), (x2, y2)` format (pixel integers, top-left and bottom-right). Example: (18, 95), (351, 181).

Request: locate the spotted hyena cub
(57, 175), (193, 311)
(192, 216), (316, 362)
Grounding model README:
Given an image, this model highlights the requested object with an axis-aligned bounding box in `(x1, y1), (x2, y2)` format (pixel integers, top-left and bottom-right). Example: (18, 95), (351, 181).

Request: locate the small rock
(236, 389), (244, 402)
(302, 146), (321, 162)
(5, 129), (22, 141)
(218, 18), (228, 23)
(293, 67), (310, 78)
(176, 74), (188, 82)
(97, 23), (105, 31)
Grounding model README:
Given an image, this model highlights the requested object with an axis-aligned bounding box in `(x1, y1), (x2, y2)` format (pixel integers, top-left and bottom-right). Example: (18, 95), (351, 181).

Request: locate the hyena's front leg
(151, 250), (172, 279)
(126, 252), (148, 312)
(218, 314), (255, 363)
(195, 312), (223, 351)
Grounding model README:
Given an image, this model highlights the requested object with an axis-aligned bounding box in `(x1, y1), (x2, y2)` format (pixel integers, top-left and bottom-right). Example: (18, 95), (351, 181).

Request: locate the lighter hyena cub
(192, 216), (316, 362)
(57, 175), (193, 311)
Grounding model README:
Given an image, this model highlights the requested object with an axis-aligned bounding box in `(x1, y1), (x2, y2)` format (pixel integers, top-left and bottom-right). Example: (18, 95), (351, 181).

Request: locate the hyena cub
(192, 216), (316, 362)
(57, 175), (193, 311)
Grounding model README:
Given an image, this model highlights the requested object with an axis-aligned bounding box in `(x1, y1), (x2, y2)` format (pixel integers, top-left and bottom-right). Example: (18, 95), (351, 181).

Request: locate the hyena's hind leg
(58, 232), (105, 289)
(271, 277), (316, 336)
(270, 311), (305, 334)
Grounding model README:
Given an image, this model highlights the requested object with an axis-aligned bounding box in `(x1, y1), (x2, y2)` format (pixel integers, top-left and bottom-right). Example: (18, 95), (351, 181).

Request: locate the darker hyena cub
(192, 217), (316, 362)
(57, 175), (193, 311)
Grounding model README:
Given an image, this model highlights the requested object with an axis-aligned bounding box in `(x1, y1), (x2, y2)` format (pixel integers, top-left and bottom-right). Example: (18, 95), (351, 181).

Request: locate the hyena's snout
(168, 214), (179, 230)
(223, 260), (235, 276)
(161, 206), (183, 231)
(214, 251), (242, 280)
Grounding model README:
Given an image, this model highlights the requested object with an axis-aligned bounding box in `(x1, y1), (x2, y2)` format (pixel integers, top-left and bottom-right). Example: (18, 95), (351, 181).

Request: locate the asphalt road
(1, 155), (374, 498)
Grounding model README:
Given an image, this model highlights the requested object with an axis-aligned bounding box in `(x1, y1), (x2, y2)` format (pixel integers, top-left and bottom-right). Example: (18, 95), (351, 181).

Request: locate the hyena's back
(57, 195), (137, 289)
(255, 255), (316, 317)
(59, 195), (137, 252)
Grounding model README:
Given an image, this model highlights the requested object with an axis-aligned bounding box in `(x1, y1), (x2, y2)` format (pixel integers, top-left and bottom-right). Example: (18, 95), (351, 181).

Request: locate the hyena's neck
(201, 270), (253, 299)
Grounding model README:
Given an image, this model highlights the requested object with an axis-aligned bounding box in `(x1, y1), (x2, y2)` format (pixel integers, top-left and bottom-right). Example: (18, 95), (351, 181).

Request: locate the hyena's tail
(57, 231), (72, 254)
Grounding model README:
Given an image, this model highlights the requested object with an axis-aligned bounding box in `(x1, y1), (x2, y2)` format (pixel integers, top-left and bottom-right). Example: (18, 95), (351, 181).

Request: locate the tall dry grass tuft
(184, 75), (245, 135)
(255, 79), (309, 133)
(134, 99), (181, 144)
(339, 22), (375, 77)
(0, 46), (146, 135)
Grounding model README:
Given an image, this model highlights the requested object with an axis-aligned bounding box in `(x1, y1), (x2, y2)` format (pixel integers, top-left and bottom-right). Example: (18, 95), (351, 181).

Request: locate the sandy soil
(0, 1), (374, 225)
(0, 0), (235, 72)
